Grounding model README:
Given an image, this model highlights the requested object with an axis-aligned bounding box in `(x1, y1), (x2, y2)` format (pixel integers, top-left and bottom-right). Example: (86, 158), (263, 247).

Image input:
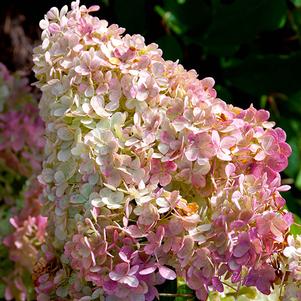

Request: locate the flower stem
(159, 293), (194, 297)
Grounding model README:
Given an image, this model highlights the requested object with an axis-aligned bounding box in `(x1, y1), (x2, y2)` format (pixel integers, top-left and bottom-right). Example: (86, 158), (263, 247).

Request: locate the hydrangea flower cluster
(33, 2), (299, 300)
(0, 63), (44, 185)
(0, 63), (46, 300)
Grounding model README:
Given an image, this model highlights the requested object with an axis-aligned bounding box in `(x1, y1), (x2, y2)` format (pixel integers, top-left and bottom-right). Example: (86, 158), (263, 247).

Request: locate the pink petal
(220, 136), (236, 149)
(233, 241), (250, 258)
(267, 155), (287, 172)
(159, 173), (172, 187)
(261, 135), (274, 153)
(129, 265), (140, 276)
(225, 163), (236, 177)
(109, 271), (122, 281)
(275, 127), (286, 142)
(157, 226), (165, 240)
(212, 277), (224, 292)
(191, 173), (205, 188)
(158, 266), (176, 280)
(119, 252), (129, 263)
(178, 236), (194, 258)
(111, 263), (129, 279)
(151, 158), (161, 173)
(228, 260), (240, 271)
(139, 266), (157, 275)
(279, 142), (292, 156)
(212, 130), (220, 146)
(254, 150), (265, 161)
(277, 184), (291, 191)
(185, 147), (199, 161)
(165, 161), (177, 172)
(121, 275), (139, 288)
(256, 278), (271, 295)
(255, 109), (269, 122)
(217, 149), (232, 161)
(5, 287), (13, 300)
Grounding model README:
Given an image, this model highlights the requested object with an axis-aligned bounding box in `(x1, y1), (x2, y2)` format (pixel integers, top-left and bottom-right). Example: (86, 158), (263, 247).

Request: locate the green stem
(159, 293), (194, 297)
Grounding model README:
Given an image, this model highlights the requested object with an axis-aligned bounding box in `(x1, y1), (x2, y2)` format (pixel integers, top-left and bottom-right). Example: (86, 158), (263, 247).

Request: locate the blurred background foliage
(1, 0), (301, 299)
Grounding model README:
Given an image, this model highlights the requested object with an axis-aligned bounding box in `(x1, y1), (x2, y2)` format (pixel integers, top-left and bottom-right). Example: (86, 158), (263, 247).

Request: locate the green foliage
(157, 35), (183, 61)
(0, 244), (14, 298)
(114, 0), (146, 34)
(203, 0), (287, 55)
(155, 279), (177, 301)
(154, 278), (196, 300)
(291, 0), (301, 7)
(290, 213), (301, 235)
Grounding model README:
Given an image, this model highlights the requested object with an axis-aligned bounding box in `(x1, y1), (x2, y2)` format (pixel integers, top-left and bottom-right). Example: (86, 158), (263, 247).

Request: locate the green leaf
(0, 244), (14, 275)
(176, 285), (195, 301)
(70, 194), (87, 204)
(296, 168), (301, 190)
(174, 278), (195, 300)
(156, 279), (177, 301)
(283, 191), (301, 218)
(80, 183), (93, 199)
(286, 136), (301, 178)
(285, 91), (301, 116)
(155, 6), (186, 35)
(99, 0), (109, 6)
(162, 0), (211, 34)
(215, 85), (232, 103)
(202, 0), (287, 55)
(22, 270), (35, 300)
(157, 35), (183, 61)
(290, 213), (301, 235)
(0, 283), (5, 298)
(224, 52), (301, 97)
(291, 9), (301, 42)
(291, 0), (301, 7)
(114, 0), (146, 34)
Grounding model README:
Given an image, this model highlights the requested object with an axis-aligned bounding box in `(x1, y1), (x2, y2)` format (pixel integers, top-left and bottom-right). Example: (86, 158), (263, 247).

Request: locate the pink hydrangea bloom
(0, 63), (46, 301)
(32, 2), (297, 300)
(149, 159), (177, 187)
